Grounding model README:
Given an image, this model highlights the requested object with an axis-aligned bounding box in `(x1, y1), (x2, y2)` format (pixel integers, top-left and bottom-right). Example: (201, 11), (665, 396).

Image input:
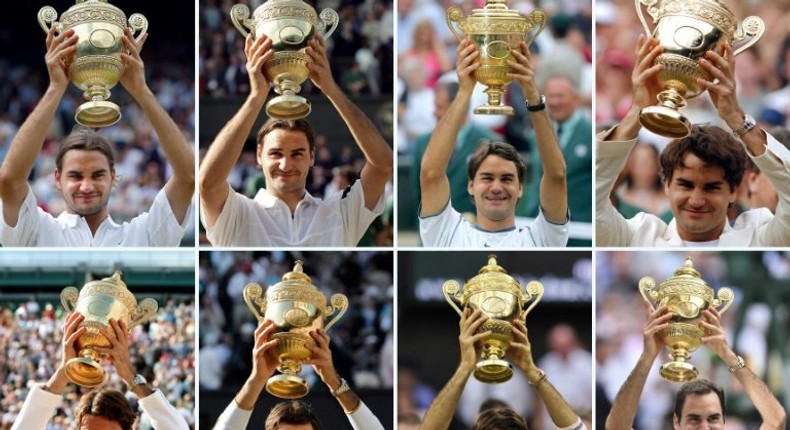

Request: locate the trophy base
(660, 361), (698, 383)
(75, 100), (122, 128)
(639, 106), (691, 139)
(266, 95), (311, 120)
(474, 358), (513, 383)
(474, 105), (514, 116)
(266, 374), (309, 399)
(64, 357), (106, 388)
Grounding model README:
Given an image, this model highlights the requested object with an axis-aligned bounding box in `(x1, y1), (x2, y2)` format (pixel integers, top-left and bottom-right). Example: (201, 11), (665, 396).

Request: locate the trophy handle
(60, 287), (79, 313)
(638, 277), (659, 311)
(711, 287), (735, 316)
(127, 14), (149, 43)
(521, 281), (544, 322)
(524, 10), (547, 47)
(442, 280), (464, 317)
(38, 6), (62, 34)
(129, 298), (159, 329)
(446, 6), (465, 44)
(230, 4), (255, 39)
(732, 16), (765, 57)
(634, 0), (659, 36)
(324, 293), (349, 331)
(243, 283), (267, 322)
(318, 9), (340, 40)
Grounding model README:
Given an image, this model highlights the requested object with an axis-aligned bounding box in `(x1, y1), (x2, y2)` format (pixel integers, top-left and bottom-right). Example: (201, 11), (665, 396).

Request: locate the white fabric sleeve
(211, 399), (253, 430)
(751, 132), (790, 246)
(138, 390), (189, 430)
(0, 184), (44, 246)
(418, 199), (464, 247)
(346, 401), (385, 430)
(135, 187), (189, 247)
(11, 384), (61, 430)
(529, 208), (570, 247)
(554, 417), (586, 430)
(595, 130), (638, 246)
(338, 180), (385, 246)
(202, 187), (245, 246)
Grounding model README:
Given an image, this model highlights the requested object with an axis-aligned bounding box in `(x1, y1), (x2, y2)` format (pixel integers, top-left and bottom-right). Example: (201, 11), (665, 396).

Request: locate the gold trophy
(60, 271), (159, 388)
(639, 257), (734, 382)
(243, 261), (348, 398)
(443, 255), (544, 383)
(447, 1), (546, 115)
(635, 0), (764, 138)
(230, 0), (339, 119)
(38, 0), (148, 128)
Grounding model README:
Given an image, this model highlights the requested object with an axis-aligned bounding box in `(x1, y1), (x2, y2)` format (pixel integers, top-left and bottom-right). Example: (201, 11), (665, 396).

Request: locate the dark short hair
(74, 389), (136, 430)
(397, 411), (422, 425)
(256, 118), (316, 154)
(479, 398), (511, 413)
(467, 140), (527, 184)
(472, 407), (529, 430)
(435, 81), (460, 101)
(56, 127), (116, 171)
(265, 401), (323, 430)
(659, 125), (746, 191)
(673, 378), (726, 422)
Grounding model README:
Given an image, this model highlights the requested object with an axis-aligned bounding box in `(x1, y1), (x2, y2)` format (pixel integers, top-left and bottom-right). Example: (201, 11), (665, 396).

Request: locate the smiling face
(54, 149), (115, 218)
(468, 154), (522, 230)
(673, 392), (724, 430)
(664, 152), (735, 242)
(257, 129), (315, 200)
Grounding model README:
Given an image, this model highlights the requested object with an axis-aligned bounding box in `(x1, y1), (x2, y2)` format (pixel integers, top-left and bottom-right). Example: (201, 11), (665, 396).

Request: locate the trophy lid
(462, 255), (523, 299)
(252, 0), (319, 26)
(268, 261), (328, 309)
(60, 0), (127, 27)
(655, 0), (736, 36)
(657, 257), (714, 303)
(78, 270), (138, 310)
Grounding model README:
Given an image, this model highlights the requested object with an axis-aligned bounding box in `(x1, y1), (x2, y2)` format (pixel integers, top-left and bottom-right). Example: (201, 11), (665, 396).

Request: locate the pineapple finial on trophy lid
(480, 254), (507, 274)
(281, 260), (313, 285)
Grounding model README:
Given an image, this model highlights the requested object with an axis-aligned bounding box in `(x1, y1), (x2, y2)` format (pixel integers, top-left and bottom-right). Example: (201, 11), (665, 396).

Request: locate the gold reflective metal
(635, 0), (764, 137)
(243, 260), (348, 398)
(639, 257), (734, 382)
(60, 271), (159, 387)
(230, 0), (339, 119)
(443, 254), (543, 383)
(38, 0), (148, 128)
(446, 0), (546, 115)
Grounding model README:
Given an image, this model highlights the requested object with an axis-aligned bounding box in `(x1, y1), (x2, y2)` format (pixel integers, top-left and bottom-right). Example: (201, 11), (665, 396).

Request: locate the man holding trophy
(12, 312), (189, 430)
(0, 24), (195, 247)
(596, 27), (790, 245)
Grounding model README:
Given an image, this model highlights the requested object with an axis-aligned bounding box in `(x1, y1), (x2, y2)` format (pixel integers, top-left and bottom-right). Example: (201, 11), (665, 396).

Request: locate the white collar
(253, 188), (319, 209)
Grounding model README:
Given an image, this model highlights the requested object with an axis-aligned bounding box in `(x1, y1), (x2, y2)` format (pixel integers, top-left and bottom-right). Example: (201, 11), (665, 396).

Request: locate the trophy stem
(639, 88), (691, 138)
(65, 349), (106, 388)
(267, 361), (309, 399)
(76, 86), (120, 127)
(474, 87), (514, 116)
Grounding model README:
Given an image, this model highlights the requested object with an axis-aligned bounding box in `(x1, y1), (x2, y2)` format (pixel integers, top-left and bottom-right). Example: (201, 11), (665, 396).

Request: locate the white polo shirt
(0, 185), (189, 247)
(203, 179), (384, 247)
(419, 200), (570, 247)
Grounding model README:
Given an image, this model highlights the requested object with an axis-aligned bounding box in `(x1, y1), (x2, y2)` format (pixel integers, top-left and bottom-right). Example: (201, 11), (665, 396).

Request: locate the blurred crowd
(0, 33), (196, 244)
(198, 251), (393, 392)
(0, 296), (196, 430)
(596, 251), (790, 430)
(199, 0), (394, 98)
(597, 0), (790, 222)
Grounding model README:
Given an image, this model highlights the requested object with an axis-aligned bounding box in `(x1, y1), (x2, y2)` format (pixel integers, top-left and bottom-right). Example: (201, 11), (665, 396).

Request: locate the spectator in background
(616, 143), (670, 219)
(399, 20), (452, 90)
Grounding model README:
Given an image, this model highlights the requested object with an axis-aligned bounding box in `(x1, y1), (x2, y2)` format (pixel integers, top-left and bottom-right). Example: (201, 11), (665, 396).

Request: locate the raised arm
(700, 308), (787, 430)
(419, 39), (478, 217)
(508, 41), (566, 222)
(199, 35), (273, 228)
(508, 320), (580, 428)
(119, 29), (194, 224)
(306, 35), (393, 210)
(420, 308), (490, 430)
(605, 299), (671, 430)
(0, 27), (76, 226)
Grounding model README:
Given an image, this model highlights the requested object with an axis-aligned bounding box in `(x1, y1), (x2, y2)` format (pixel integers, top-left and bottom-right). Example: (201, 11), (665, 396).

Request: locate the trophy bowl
(635, 0), (764, 138)
(639, 257), (734, 382)
(443, 255), (543, 383)
(447, 0), (546, 115)
(60, 271), (159, 388)
(38, 0), (148, 128)
(243, 260), (348, 399)
(230, 1), (339, 120)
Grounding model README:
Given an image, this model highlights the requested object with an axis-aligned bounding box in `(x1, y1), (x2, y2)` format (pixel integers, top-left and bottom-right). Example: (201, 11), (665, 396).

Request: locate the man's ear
(54, 169), (62, 191)
(310, 149), (316, 167)
(672, 413), (681, 430)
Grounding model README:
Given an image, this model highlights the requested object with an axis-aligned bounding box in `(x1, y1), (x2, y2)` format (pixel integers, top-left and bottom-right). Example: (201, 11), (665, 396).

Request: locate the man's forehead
(681, 392), (723, 416)
(61, 149), (112, 168)
(263, 129), (310, 148)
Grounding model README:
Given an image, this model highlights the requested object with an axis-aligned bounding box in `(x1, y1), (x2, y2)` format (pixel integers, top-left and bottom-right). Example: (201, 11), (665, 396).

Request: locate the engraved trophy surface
(443, 255), (543, 383)
(60, 271), (159, 387)
(38, 0), (148, 128)
(243, 260), (348, 398)
(639, 257), (734, 382)
(230, 0), (339, 119)
(635, 0), (764, 137)
(446, 0), (546, 115)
